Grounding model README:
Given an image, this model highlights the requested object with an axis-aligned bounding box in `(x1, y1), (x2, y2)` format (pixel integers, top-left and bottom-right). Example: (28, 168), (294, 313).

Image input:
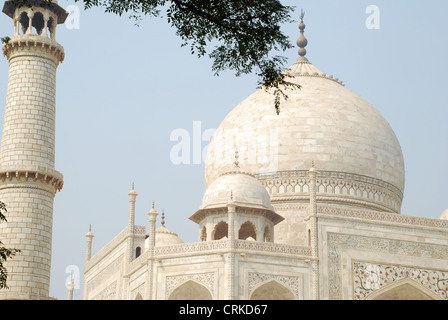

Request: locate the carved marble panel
(353, 262), (448, 300)
(248, 272), (300, 299)
(165, 272), (216, 299)
(327, 233), (448, 299)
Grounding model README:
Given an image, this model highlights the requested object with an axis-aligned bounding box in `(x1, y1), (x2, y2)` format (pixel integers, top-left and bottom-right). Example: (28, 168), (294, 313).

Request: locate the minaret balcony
(2, 33), (65, 63)
(0, 166), (64, 193)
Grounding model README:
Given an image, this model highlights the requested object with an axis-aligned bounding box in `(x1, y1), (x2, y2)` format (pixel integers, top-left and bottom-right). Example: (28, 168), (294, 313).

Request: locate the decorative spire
(297, 9), (308, 61)
(148, 200), (158, 215)
(128, 181), (137, 196)
(309, 159), (317, 174)
(86, 224), (94, 237)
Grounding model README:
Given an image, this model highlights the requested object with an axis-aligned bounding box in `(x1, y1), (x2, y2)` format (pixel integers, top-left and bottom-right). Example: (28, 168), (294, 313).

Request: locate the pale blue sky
(0, 0), (447, 300)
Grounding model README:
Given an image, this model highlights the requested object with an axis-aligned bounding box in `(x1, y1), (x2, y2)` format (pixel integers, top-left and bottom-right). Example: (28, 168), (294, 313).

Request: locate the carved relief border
(247, 272), (301, 299)
(165, 272), (216, 299)
(255, 170), (403, 212)
(352, 261), (448, 300)
(86, 254), (123, 294)
(92, 281), (117, 300)
(327, 233), (448, 300)
(320, 206), (448, 230)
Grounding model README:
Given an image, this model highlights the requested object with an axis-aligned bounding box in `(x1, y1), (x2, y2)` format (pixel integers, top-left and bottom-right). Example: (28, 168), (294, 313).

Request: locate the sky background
(0, 0), (447, 300)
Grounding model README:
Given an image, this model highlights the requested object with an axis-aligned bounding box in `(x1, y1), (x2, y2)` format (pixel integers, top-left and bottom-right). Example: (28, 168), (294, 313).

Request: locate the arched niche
(250, 280), (295, 300)
(19, 11), (29, 34)
(213, 221), (228, 240)
(134, 293), (143, 300)
(168, 280), (213, 300)
(32, 11), (45, 35)
(366, 278), (443, 300)
(238, 221), (257, 240)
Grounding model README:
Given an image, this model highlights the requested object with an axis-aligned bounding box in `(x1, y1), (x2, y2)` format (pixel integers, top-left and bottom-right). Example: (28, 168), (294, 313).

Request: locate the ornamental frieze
(255, 170), (402, 212)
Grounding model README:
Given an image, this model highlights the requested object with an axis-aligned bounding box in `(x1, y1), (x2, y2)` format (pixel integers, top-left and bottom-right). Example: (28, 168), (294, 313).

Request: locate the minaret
(0, 0), (68, 299)
(146, 201), (158, 300)
(66, 276), (75, 300)
(126, 183), (138, 262)
(85, 225), (94, 262)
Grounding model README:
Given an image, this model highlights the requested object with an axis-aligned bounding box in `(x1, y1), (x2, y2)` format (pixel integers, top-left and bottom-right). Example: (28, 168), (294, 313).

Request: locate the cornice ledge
(0, 167), (63, 192)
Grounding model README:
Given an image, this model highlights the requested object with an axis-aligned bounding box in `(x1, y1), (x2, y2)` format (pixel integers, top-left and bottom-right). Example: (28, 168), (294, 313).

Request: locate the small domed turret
(440, 208), (448, 220)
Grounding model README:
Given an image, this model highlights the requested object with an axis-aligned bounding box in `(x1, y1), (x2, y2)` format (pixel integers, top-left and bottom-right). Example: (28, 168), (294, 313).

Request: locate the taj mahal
(0, 0), (447, 300)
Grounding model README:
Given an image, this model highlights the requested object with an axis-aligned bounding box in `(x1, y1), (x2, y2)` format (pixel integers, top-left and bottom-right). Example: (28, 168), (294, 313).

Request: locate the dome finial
(234, 147), (240, 168)
(297, 9), (308, 61)
(161, 209), (165, 226)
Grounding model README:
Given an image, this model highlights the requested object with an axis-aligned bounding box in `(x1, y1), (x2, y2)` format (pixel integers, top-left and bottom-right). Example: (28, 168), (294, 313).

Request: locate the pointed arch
(250, 280), (295, 300)
(213, 221), (228, 240)
(134, 292), (143, 300)
(32, 11), (45, 35)
(168, 280), (213, 300)
(238, 221), (257, 240)
(19, 11), (29, 34)
(366, 278), (443, 300)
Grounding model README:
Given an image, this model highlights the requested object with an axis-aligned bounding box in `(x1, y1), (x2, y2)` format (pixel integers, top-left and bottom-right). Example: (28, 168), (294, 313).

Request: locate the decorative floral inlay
(327, 233), (448, 299)
(353, 262), (448, 300)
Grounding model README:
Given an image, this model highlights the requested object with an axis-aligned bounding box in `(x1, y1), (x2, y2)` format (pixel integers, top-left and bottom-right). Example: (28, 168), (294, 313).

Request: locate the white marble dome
(204, 58), (405, 213)
(154, 225), (183, 246)
(200, 170), (273, 210)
